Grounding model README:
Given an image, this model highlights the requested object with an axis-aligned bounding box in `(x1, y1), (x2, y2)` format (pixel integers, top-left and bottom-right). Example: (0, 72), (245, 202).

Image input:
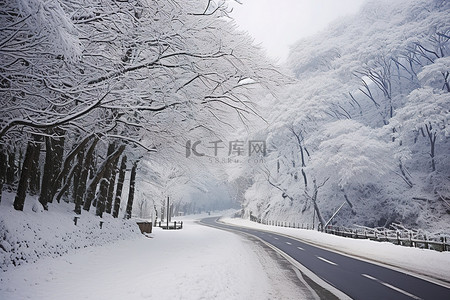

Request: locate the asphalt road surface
(199, 217), (450, 300)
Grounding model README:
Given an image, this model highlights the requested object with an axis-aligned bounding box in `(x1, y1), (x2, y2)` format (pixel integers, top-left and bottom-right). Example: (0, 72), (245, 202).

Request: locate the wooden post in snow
(167, 196), (169, 229)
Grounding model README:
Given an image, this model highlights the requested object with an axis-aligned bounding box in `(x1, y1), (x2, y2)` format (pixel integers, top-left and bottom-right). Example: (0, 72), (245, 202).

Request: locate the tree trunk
(55, 163), (78, 203)
(291, 128), (308, 190)
(443, 71), (449, 92)
(343, 193), (354, 209)
(39, 135), (53, 209)
(125, 160), (138, 219)
(83, 145), (125, 212)
(112, 155), (127, 218)
(307, 179), (326, 230)
(399, 161), (413, 188)
(96, 143), (120, 218)
(93, 143), (115, 208)
(0, 146), (6, 204)
(6, 149), (15, 186)
(76, 138), (98, 214)
(49, 128), (65, 202)
(17, 148), (22, 179)
(13, 141), (35, 211)
(425, 124), (436, 172)
(29, 136), (41, 196)
(39, 128), (65, 209)
(301, 168), (307, 190)
(72, 150), (83, 203)
(311, 191), (325, 229)
(54, 133), (95, 202)
(95, 176), (109, 217)
(430, 135), (436, 172)
(105, 155), (119, 214)
(342, 189), (356, 215)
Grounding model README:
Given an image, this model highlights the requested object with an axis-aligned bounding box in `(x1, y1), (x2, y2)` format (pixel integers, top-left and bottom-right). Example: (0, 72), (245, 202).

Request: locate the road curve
(199, 217), (450, 300)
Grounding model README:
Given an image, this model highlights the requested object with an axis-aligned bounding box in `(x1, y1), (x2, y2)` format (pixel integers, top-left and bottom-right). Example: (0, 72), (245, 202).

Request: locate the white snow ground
(220, 217), (450, 285)
(0, 214), (314, 300)
(2, 189), (448, 300)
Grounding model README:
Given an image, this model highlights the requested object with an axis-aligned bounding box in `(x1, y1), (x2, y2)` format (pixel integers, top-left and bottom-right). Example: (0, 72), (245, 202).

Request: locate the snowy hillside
(0, 192), (141, 270)
(237, 0), (450, 233)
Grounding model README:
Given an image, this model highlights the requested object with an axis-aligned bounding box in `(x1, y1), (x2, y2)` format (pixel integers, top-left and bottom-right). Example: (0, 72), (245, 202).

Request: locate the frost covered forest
(0, 0), (281, 219)
(0, 0), (449, 234)
(240, 0), (450, 233)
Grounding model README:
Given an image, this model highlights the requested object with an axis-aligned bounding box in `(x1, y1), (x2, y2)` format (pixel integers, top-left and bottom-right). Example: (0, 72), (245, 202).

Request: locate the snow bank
(221, 217), (450, 283)
(0, 192), (141, 270)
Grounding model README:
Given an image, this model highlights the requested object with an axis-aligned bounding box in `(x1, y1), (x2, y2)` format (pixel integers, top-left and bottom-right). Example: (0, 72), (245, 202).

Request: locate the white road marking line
(273, 237), (279, 240)
(316, 256), (338, 266)
(297, 246), (304, 251)
(285, 241), (292, 245)
(361, 274), (422, 300)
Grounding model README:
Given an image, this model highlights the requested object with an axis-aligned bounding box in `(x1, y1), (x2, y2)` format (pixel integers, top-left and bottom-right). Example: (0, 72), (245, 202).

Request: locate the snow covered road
(0, 218), (315, 300)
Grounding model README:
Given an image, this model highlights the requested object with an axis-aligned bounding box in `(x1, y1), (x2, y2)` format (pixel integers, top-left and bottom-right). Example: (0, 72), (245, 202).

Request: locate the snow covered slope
(0, 192), (141, 270)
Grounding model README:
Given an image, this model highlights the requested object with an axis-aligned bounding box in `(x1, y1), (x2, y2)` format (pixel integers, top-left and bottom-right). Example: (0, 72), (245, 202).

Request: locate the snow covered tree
(391, 88), (449, 173)
(307, 120), (395, 190)
(1, 0), (282, 219)
(239, 0), (450, 230)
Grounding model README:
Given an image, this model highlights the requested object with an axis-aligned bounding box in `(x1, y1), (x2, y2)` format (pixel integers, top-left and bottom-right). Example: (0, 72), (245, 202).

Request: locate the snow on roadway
(0, 217), (313, 300)
(220, 217), (450, 285)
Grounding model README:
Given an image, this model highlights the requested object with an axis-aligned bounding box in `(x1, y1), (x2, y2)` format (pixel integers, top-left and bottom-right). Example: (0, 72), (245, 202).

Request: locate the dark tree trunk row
(105, 154), (119, 214)
(53, 133), (96, 198)
(84, 144), (125, 213)
(39, 128), (65, 210)
(75, 138), (99, 214)
(5, 129), (138, 221)
(93, 143), (116, 208)
(125, 160), (138, 219)
(13, 141), (36, 211)
(112, 155), (127, 218)
(96, 143), (125, 217)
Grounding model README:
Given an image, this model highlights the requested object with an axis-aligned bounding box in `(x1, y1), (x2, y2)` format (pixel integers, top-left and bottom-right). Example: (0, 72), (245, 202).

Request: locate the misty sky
(229, 0), (367, 63)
